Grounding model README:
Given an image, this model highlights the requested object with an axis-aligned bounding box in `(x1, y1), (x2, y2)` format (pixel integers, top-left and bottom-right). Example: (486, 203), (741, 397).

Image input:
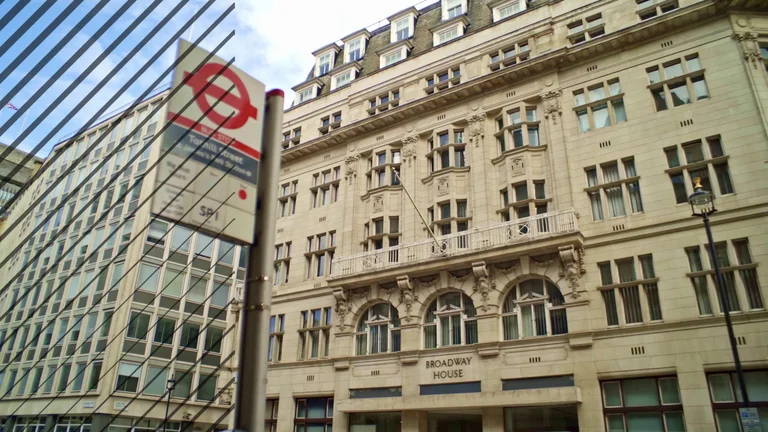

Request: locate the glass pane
(652, 88), (667, 111)
(664, 61), (683, 79)
(593, 104), (610, 129)
(589, 85), (606, 101)
(709, 374), (734, 402)
(307, 398), (326, 418)
(603, 381), (622, 407)
(626, 412), (663, 431)
(692, 76), (709, 100)
(613, 100), (627, 123)
(664, 412), (686, 432)
(687, 56), (702, 72)
(607, 415), (625, 432)
(659, 378), (681, 404)
(715, 410), (740, 432)
(647, 68), (661, 84)
(623, 378), (660, 406)
(669, 82), (690, 106)
(577, 110), (590, 132)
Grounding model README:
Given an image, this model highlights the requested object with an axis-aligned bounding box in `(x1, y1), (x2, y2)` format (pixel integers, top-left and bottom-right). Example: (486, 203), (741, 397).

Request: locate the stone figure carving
(542, 90), (562, 124)
(467, 113), (486, 147)
(401, 135), (418, 166)
(397, 276), (416, 322)
(345, 155), (359, 179)
(471, 261), (495, 312)
(333, 289), (352, 330)
(558, 245), (586, 298)
(733, 33), (762, 69)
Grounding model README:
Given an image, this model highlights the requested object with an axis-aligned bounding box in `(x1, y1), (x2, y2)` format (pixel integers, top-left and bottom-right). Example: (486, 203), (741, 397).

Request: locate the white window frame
(346, 38), (363, 63)
(380, 47), (407, 68)
(391, 16), (413, 43)
(316, 51), (333, 76)
(296, 86), (317, 105)
(332, 70), (353, 90)
(443, 0), (466, 20)
(493, 0), (526, 21)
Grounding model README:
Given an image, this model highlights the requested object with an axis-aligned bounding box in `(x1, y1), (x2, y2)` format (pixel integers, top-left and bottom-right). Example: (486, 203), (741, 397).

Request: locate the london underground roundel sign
(151, 39), (266, 244)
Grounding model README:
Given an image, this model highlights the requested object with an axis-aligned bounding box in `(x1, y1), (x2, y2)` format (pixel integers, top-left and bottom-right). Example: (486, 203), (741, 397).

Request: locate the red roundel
(238, 189), (247, 200)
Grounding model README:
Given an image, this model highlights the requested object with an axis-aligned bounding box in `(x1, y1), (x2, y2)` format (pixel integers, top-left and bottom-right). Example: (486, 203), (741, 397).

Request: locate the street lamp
(687, 177), (749, 407)
(164, 375), (176, 432)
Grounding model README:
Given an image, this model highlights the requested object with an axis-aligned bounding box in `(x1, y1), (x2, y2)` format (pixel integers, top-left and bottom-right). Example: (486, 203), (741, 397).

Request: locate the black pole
(164, 389), (171, 432)
(702, 212), (750, 406)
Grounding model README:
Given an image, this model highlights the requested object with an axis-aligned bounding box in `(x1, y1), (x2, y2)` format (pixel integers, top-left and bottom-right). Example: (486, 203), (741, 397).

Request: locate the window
(437, 26), (460, 45)
(585, 158), (643, 220)
(567, 14), (605, 44)
(126, 311), (150, 340)
(278, 180), (298, 217)
(268, 315), (284, 362)
(346, 38), (363, 62)
(298, 308), (332, 360)
(266, 399), (279, 432)
(685, 239), (763, 316)
(172, 372), (193, 399)
(598, 255), (662, 326)
(274, 242), (291, 285)
(366, 149), (401, 191)
(637, 0), (679, 20)
(298, 87), (315, 104)
(647, 54), (707, 111)
(423, 292), (477, 348)
(602, 376), (685, 431)
(143, 365), (169, 396)
(162, 267), (184, 297)
(197, 373), (217, 401)
(501, 279), (568, 339)
(306, 232), (335, 278)
(445, 0), (463, 19)
(136, 263), (160, 292)
(317, 52), (332, 76)
(488, 40), (530, 70)
(333, 70), (353, 89)
(311, 167), (340, 208)
(394, 17), (410, 41)
(115, 362), (142, 392)
(383, 50), (403, 67)
(499, 180), (550, 224)
(428, 128), (467, 173)
(355, 303), (401, 355)
(154, 318), (175, 344)
(194, 232), (214, 258)
(574, 79), (626, 132)
(665, 136), (733, 204)
(424, 66), (461, 94)
(204, 327), (224, 354)
(295, 397), (333, 432)
(495, 0), (525, 20)
(180, 323), (200, 350)
(707, 370), (768, 431)
(495, 104), (540, 153)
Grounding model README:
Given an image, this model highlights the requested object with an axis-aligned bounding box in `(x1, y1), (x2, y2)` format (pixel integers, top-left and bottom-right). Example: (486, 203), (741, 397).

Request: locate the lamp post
(687, 178), (749, 407)
(164, 376), (176, 432)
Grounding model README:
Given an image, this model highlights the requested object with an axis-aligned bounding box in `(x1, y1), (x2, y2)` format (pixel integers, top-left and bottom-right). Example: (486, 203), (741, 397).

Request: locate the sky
(0, 0), (424, 158)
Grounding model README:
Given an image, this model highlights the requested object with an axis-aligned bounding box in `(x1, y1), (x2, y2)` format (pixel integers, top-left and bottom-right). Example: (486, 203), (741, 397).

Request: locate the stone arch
(498, 275), (569, 340)
(352, 301), (402, 356)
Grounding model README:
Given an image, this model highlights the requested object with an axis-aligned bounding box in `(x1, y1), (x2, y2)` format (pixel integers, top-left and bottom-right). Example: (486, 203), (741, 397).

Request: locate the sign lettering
(425, 356), (473, 381)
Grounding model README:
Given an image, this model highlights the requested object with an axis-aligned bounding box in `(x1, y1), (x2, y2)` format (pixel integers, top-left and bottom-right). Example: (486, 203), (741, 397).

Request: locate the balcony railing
(331, 209), (578, 277)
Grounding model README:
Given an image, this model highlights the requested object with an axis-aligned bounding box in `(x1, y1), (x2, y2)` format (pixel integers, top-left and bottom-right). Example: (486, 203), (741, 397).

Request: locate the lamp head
(687, 177), (715, 216)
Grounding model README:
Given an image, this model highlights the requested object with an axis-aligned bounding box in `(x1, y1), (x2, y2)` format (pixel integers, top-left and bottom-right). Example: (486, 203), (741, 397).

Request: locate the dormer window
(335, 71), (352, 88)
(347, 39), (362, 62)
(318, 52), (332, 76)
(298, 87), (314, 103)
(293, 79), (322, 105)
(438, 27), (459, 44)
(430, 16), (468, 48)
(394, 18), (410, 41)
(491, 0), (527, 22)
(444, 0), (465, 20)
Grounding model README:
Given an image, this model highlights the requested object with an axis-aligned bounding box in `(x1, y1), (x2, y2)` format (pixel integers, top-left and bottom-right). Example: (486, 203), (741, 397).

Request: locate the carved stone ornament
(219, 387), (233, 404)
(510, 157), (525, 176)
(401, 135), (418, 166)
(373, 194), (384, 212)
(397, 276), (417, 322)
(542, 90), (562, 124)
(182, 412), (193, 421)
(471, 261), (495, 312)
(558, 245), (586, 299)
(345, 155), (359, 179)
(437, 177), (449, 196)
(333, 289), (352, 330)
(467, 113), (486, 147)
(733, 32), (762, 69)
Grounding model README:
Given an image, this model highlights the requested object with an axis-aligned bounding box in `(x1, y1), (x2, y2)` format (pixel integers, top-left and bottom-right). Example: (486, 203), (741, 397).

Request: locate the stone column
(332, 366), (350, 432)
(676, 353), (715, 432)
(341, 154), (361, 258)
(43, 415), (57, 432)
(482, 407), (505, 432)
(402, 410), (428, 432)
(574, 362), (603, 432)
(400, 135), (419, 244)
(466, 113), (489, 227)
(540, 89), (573, 210)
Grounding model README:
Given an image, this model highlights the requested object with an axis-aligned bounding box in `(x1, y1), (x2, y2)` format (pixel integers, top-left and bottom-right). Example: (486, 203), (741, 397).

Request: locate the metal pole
(702, 213), (750, 406)
(234, 89), (284, 432)
(390, 166), (443, 252)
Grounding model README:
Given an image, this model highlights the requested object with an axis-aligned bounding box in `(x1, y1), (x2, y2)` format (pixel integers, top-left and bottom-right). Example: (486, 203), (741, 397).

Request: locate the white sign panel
(740, 408), (763, 432)
(152, 39), (265, 243)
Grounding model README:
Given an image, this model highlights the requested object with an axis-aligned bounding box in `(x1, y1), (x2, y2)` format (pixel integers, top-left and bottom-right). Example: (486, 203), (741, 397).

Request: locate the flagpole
(18, 110), (29, 141)
(188, 3), (200, 41)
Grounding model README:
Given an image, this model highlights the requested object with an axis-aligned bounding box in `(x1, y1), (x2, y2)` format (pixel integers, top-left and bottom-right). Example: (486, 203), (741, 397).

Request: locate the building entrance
(427, 411), (483, 432)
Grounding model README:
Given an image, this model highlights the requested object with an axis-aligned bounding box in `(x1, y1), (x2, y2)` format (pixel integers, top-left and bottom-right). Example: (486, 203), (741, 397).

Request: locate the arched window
(355, 303), (401, 355)
(423, 292), (477, 348)
(501, 279), (568, 340)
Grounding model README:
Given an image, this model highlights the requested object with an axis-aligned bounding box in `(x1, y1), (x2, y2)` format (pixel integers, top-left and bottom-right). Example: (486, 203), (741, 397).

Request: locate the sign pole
(235, 89), (284, 432)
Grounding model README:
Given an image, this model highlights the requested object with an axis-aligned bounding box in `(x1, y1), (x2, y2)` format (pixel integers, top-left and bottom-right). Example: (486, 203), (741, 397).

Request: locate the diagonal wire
(0, 0), (229, 239)
(0, 0), (61, 59)
(0, 1), (31, 39)
(0, 30), (236, 310)
(0, 93), (239, 370)
(0, 0), (217, 203)
(0, 0), (110, 86)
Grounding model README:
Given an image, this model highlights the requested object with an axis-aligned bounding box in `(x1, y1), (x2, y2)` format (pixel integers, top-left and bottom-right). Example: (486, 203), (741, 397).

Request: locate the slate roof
(293, 0), (537, 103)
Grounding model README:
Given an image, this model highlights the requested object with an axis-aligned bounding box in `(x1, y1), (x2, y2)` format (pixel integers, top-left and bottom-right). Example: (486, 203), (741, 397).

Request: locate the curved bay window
(501, 279), (568, 340)
(495, 105), (541, 155)
(424, 292), (477, 348)
(355, 303), (401, 355)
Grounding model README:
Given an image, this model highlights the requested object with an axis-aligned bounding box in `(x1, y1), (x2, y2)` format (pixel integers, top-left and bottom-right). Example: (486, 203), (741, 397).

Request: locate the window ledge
(489, 52), (531, 71)
(664, 155), (729, 174)
(491, 144), (548, 165)
(421, 166), (471, 183)
(278, 192), (298, 202)
(309, 179), (341, 192)
(494, 120), (541, 137)
(686, 263), (757, 277)
(366, 162), (401, 176)
(597, 278), (660, 291)
(497, 198), (551, 213)
(647, 69), (705, 90)
(426, 142), (467, 157)
(304, 246), (336, 257)
(567, 24), (606, 42)
(361, 185), (403, 200)
(583, 176), (640, 193)
(573, 93), (625, 111)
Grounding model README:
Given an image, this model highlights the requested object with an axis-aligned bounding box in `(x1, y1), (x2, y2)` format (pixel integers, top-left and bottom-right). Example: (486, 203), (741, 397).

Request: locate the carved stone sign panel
(510, 157), (525, 176)
(437, 177), (449, 196)
(421, 353), (479, 384)
(373, 194), (384, 213)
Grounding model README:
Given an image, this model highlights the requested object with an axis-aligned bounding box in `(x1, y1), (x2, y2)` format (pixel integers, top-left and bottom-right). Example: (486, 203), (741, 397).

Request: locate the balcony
(331, 209), (578, 278)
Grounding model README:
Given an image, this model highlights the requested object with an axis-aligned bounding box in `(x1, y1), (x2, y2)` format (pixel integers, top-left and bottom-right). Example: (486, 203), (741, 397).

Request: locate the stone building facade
(267, 0), (768, 431)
